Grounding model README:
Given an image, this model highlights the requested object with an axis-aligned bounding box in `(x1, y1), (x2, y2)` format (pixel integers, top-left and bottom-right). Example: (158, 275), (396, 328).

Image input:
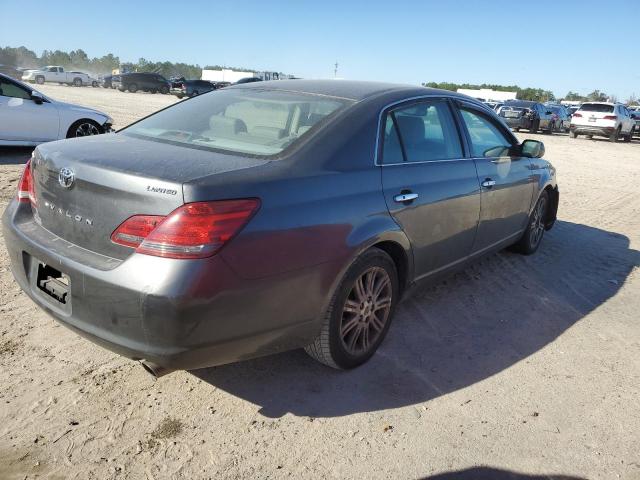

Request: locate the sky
(2, 0), (639, 99)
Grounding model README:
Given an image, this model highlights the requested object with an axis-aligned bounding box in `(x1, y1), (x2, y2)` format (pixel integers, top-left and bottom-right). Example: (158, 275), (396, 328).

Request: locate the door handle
(394, 192), (419, 203)
(481, 179), (496, 188)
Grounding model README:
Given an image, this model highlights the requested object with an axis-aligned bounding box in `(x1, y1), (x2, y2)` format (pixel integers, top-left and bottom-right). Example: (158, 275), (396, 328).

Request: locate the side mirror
(31, 91), (45, 104)
(521, 139), (545, 158)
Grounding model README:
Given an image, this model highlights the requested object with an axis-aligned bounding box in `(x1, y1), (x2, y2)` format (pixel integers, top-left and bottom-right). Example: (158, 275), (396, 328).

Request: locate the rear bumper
(169, 88), (186, 97)
(570, 124), (615, 136)
(502, 117), (527, 128)
(2, 200), (332, 370)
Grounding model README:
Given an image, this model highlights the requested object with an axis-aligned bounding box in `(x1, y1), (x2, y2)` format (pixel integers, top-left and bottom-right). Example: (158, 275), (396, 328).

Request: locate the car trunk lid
(31, 134), (269, 260)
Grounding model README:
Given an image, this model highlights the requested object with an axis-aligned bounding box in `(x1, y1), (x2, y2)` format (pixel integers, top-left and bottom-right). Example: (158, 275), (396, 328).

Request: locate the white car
(21, 66), (91, 87)
(569, 102), (635, 142)
(0, 73), (113, 146)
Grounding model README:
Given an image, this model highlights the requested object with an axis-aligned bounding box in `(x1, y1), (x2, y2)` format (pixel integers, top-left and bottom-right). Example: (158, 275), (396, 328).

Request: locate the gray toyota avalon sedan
(2, 80), (558, 376)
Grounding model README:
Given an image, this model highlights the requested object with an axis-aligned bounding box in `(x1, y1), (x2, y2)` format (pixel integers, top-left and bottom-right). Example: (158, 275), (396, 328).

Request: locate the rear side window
(381, 100), (462, 163)
(460, 108), (513, 158)
(580, 103), (614, 113)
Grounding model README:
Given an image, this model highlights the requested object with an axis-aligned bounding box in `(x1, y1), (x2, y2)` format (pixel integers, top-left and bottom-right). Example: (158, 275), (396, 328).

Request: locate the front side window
(0, 79), (31, 100)
(124, 88), (352, 157)
(381, 100), (462, 163)
(460, 108), (513, 158)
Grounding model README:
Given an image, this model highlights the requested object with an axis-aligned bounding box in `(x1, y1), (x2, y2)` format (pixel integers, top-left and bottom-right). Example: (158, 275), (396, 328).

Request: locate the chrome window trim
(373, 94), (481, 167)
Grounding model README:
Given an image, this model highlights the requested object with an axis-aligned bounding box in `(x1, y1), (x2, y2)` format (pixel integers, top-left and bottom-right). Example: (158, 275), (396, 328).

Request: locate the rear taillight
(111, 199), (260, 259)
(573, 113), (582, 117)
(603, 115), (618, 121)
(17, 159), (36, 205)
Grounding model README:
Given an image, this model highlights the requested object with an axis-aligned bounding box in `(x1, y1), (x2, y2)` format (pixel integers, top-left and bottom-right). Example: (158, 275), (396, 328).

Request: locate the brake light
(111, 199), (260, 259)
(17, 159), (36, 205)
(573, 113), (582, 117)
(111, 215), (165, 248)
(603, 115), (617, 121)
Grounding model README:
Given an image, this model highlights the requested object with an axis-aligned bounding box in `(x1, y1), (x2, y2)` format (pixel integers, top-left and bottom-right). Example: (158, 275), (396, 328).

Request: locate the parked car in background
(497, 100), (555, 133)
(113, 72), (170, 94)
(100, 75), (113, 88)
(546, 105), (571, 132)
(69, 71), (99, 87)
(0, 73), (113, 146)
(170, 79), (217, 98)
(566, 105), (581, 116)
(235, 77), (263, 84)
(21, 66), (92, 87)
(569, 102), (634, 142)
(483, 101), (503, 111)
(2, 80), (558, 376)
(629, 107), (640, 136)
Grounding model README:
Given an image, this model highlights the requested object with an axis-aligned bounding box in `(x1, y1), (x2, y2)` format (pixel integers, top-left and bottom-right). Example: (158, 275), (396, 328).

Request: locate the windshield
(580, 103), (614, 113)
(124, 88), (353, 157)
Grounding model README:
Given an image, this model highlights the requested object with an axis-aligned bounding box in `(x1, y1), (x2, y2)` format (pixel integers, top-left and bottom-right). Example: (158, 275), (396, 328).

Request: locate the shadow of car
(191, 220), (639, 418)
(421, 466), (586, 479)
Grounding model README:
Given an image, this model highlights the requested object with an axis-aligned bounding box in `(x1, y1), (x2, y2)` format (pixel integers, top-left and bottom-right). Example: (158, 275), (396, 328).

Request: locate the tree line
(0, 45), (258, 79)
(423, 81), (638, 105)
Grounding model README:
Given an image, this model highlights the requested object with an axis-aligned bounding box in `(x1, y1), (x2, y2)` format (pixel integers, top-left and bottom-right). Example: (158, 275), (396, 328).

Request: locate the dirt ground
(1, 84), (639, 480)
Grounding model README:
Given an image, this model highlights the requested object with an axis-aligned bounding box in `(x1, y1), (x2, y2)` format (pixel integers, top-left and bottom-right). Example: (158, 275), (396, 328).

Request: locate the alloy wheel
(340, 267), (392, 355)
(529, 197), (547, 248)
(75, 122), (100, 137)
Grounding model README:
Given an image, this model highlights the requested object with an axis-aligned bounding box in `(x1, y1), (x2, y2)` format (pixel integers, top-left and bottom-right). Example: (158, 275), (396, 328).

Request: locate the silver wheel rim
(529, 197), (547, 247)
(340, 267), (392, 355)
(75, 122), (100, 137)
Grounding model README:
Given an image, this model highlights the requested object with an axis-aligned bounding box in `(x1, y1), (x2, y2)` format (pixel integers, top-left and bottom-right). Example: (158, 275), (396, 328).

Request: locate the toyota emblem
(58, 167), (75, 189)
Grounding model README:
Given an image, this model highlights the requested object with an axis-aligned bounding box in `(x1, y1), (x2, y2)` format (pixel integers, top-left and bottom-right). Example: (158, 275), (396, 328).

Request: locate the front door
(456, 103), (535, 254)
(0, 78), (59, 142)
(380, 99), (481, 280)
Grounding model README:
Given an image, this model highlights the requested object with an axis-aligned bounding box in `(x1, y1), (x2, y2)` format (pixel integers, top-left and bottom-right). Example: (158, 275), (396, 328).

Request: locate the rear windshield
(124, 88), (353, 157)
(579, 103), (614, 113)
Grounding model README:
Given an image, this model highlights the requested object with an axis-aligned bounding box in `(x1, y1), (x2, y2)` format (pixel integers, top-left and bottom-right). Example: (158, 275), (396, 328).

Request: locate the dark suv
(170, 79), (217, 98)
(498, 101), (555, 133)
(113, 73), (170, 94)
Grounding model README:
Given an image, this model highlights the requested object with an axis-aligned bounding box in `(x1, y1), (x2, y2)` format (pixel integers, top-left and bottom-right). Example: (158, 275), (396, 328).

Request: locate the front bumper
(2, 200), (328, 370)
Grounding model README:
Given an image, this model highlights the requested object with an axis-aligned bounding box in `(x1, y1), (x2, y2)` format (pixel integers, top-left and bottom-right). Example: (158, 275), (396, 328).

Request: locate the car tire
(514, 127), (520, 132)
(545, 122), (554, 134)
(305, 248), (399, 369)
(511, 190), (549, 255)
(92, 81), (99, 88)
(530, 119), (539, 133)
(36, 76), (45, 85)
(160, 85), (169, 94)
(73, 78), (82, 87)
(66, 119), (103, 138)
(569, 130), (578, 138)
(623, 131), (632, 142)
(128, 83), (138, 93)
(149, 89), (157, 94)
(609, 127), (620, 142)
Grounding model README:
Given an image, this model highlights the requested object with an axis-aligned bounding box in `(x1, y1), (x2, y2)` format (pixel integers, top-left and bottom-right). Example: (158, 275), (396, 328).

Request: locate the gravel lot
(1, 84), (639, 480)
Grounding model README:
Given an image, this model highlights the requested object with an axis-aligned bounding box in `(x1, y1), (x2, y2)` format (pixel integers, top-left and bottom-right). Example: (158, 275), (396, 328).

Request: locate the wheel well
(543, 185), (559, 228)
(371, 241), (409, 294)
(66, 118), (102, 138)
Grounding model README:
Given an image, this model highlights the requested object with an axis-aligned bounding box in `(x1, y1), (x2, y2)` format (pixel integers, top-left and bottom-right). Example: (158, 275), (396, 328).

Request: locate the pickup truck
(21, 66), (92, 87)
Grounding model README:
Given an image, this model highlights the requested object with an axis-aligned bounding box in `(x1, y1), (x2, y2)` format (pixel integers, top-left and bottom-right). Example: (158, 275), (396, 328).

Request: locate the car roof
(581, 101), (615, 106)
(225, 79), (472, 103)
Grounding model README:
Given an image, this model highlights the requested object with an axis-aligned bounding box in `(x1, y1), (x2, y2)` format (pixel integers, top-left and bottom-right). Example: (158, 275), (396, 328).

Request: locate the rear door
(379, 98), (481, 279)
(455, 102), (535, 254)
